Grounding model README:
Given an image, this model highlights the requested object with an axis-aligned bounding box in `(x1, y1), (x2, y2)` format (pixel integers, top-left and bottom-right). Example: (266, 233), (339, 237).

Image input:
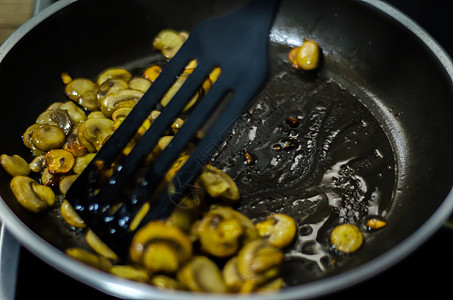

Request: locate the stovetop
(8, 0), (453, 299)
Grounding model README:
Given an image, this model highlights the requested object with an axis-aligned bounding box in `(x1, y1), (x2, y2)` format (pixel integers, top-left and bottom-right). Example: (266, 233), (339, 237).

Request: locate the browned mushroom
(130, 220), (192, 273)
(177, 256), (227, 293)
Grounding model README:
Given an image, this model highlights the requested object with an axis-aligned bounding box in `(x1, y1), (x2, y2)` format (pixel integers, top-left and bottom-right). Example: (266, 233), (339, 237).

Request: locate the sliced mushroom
(72, 153), (96, 174)
(0, 154), (31, 176)
(222, 256), (243, 292)
(87, 111), (107, 119)
(171, 118), (184, 134)
(86, 229), (118, 261)
(100, 89), (143, 118)
(36, 108), (72, 135)
(65, 248), (112, 271)
(63, 142), (88, 157)
(110, 265), (150, 283)
(255, 277), (284, 293)
(59, 174), (78, 195)
(44, 149), (75, 174)
(151, 275), (186, 290)
(256, 213), (297, 248)
(130, 220), (192, 273)
(143, 65), (162, 82)
(111, 107), (133, 130)
(60, 199), (85, 228)
(177, 256), (226, 293)
(330, 223), (363, 253)
(160, 71), (200, 112)
(65, 78), (99, 111)
(41, 167), (60, 187)
(196, 206), (258, 257)
(167, 197), (201, 233)
(31, 125), (66, 152)
(289, 40), (321, 71)
(29, 155), (46, 173)
(60, 101), (87, 125)
(10, 176), (55, 213)
(365, 217), (387, 231)
(199, 165), (240, 202)
(61, 72), (72, 84)
(97, 68), (132, 86)
(97, 78), (129, 106)
(236, 240), (283, 286)
(153, 29), (187, 59)
(128, 77), (151, 93)
(22, 124), (41, 150)
(77, 117), (114, 152)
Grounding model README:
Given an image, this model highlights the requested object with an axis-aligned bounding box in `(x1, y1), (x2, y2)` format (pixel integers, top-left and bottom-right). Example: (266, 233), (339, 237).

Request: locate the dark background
(14, 0), (453, 299)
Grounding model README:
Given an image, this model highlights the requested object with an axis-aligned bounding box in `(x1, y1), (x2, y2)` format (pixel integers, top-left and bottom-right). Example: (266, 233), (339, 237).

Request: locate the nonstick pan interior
(1, 0), (453, 299)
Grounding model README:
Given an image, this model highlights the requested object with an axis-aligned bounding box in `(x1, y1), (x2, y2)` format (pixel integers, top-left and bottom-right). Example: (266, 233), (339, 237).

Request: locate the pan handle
(0, 224), (21, 300)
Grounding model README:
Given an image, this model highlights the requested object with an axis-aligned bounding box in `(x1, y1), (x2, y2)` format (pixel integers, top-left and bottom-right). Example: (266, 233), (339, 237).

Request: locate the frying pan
(1, 0), (453, 299)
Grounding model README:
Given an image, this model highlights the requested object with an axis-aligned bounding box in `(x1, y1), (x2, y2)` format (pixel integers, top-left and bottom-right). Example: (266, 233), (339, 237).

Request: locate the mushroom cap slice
(197, 206), (258, 257)
(77, 117), (114, 152)
(256, 213), (297, 248)
(31, 125), (66, 152)
(100, 89), (143, 118)
(199, 165), (240, 202)
(36, 108), (72, 135)
(177, 256), (227, 293)
(97, 68), (132, 86)
(130, 220), (192, 270)
(236, 240), (283, 285)
(65, 78), (99, 111)
(10, 176), (55, 213)
(0, 154), (31, 176)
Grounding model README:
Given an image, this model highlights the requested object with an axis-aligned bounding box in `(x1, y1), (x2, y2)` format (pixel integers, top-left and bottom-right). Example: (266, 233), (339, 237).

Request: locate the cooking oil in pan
(211, 54), (396, 284)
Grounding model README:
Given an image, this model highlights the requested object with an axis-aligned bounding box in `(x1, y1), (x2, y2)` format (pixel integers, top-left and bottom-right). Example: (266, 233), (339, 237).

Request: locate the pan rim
(0, 0), (453, 299)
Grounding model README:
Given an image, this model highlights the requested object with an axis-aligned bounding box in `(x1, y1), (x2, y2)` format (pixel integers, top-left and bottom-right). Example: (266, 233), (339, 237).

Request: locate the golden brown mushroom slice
(330, 223), (363, 253)
(97, 78), (129, 106)
(199, 165), (240, 202)
(29, 155), (46, 173)
(100, 88), (143, 118)
(110, 265), (150, 283)
(65, 248), (112, 271)
(130, 220), (192, 273)
(60, 199), (86, 228)
(288, 40), (321, 71)
(97, 67), (132, 86)
(65, 78), (99, 111)
(44, 149), (75, 174)
(36, 107), (72, 135)
(236, 239), (283, 287)
(128, 77), (152, 93)
(77, 117), (114, 152)
(177, 256), (227, 293)
(160, 71), (200, 112)
(10, 176), (55, 213)
(72, 153), (96, 174)
(0, 154), (31, 176)
(196, 206), (258, 257)
(153, 29), (188, 59)
(59, 101), (87, 125)
(150, 275), (186, 290)
(31, 125), (67, 152)
(256, 213), (297, 248)
(86, 229), (118, 261)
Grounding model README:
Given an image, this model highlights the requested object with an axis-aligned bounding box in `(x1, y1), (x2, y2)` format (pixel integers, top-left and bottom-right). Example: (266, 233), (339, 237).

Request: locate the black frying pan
(1, 0), (453, 299)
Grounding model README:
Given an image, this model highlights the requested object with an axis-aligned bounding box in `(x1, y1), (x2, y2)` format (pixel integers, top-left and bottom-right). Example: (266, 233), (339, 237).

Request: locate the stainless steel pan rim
(1, 0), (453, 299)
